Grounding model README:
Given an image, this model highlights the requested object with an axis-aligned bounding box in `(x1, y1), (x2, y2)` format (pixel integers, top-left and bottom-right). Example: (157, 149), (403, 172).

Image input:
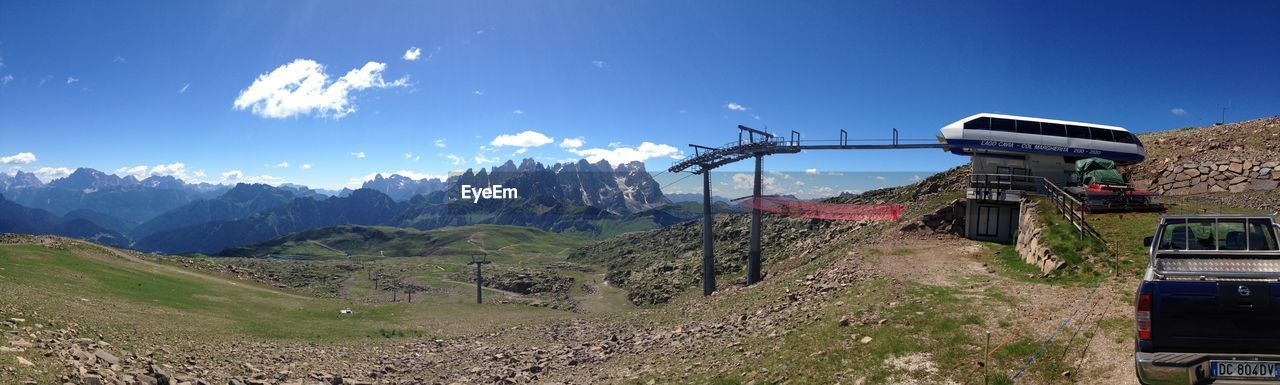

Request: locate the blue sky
(1, 1), (1277, 193)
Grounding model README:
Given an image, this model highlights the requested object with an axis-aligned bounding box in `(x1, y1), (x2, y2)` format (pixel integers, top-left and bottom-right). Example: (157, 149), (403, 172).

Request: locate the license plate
(1211, 360), (1280, 379)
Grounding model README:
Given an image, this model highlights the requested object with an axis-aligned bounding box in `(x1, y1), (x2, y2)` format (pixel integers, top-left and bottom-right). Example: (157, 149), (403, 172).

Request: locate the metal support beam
(469, 257), (491, 304)
(701, 170), (716, 296)
(747, 155), (763, 285)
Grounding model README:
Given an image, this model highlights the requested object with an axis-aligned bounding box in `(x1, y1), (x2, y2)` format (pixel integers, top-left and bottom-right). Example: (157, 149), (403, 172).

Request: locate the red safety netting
(732, 196), (903, 221)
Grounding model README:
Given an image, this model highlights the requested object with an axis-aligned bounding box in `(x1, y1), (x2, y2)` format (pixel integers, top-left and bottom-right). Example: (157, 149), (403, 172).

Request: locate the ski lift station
(939, 113), (1147, 243)
(671, 112), (1149, 295)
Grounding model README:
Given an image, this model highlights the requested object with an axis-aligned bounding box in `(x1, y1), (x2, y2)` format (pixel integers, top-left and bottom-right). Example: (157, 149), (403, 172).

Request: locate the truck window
(1187, 219), (1217, 250)
(1158, 219), (1188, 250)
(1248, 219), (1279, 251)
(1218, 220), (1247, 250)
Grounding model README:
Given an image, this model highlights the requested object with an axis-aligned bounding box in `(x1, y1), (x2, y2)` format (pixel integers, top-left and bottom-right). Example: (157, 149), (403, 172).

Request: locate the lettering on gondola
(979, 140), (1102, 156)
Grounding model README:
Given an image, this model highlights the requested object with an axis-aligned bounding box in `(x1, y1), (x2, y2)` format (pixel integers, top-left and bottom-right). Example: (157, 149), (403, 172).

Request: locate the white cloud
(114, 165), (148, 179)
(350, 151), (366, 159)
(232, 59), (408, 119)
(193, 170), (207, 179)
(402, 47), (422, 61)
(559, 137), (584, 148)
(805, 168), (818, 175)
(732, 173), (776, 191)
(873, 175), (886, 180)
(276, 162), (289, 168)
(149, 162), (190, 179)
(570, 142), (684, 165)
(300, 163), (312, 170)
(0, 152), (37, 165)
(112, 56), (126, 63)
(1, 74), (13, 85)
(514, 148), (527, 155)
(1171, 108), (1188, 116)
(111, 162), (192, 181)
(220, 170), (285, 185)
(33, 167), (72, 182)
(512, 109), (524, 115)
(592, 60), (607, 68)
(66, 76), (79, 85)
(727, 102), (747, 111)
(490, 130), (554, 147)
(434, 138), (447, 148)
(446, 154), (465, 165)
(404, 152), (421, 161)
(472, 90), (484, 96)
(178, 83), (190, 94)
(474, 153), (499, 164)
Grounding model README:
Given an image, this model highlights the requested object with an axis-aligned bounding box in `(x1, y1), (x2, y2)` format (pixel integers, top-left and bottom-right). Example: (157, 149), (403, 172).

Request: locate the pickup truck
(1136, 214), (1280, 384)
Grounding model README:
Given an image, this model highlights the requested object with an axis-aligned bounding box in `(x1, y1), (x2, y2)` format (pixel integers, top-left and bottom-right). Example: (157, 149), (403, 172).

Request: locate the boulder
(94, 349), (120, 365)
(1249, 180), (1279, 191)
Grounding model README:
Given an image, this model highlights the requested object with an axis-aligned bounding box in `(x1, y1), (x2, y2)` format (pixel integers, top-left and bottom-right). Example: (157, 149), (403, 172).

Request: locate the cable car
(940, 113), (1145, 164)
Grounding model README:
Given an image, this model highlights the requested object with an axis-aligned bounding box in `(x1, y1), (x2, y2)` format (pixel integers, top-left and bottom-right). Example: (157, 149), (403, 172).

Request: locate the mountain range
(0, 158), (689, 254)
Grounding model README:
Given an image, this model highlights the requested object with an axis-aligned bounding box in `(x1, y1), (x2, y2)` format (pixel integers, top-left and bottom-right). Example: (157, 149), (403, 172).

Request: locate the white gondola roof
(945, 113), (1130, 132)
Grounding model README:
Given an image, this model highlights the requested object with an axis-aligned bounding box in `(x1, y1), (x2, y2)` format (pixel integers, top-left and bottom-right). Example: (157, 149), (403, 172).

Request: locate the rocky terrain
(570, 166), (969, 306)
(1127, 117), (1280, 199)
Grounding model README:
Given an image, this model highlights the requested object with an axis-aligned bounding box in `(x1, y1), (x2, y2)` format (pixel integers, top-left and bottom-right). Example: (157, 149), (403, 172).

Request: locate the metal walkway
(672, 125), (950, 296)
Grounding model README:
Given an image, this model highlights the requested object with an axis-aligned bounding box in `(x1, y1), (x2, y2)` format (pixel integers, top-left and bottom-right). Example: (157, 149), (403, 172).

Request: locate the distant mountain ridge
(361, 174), (447, 201)
(2, 158), (684, 254)
(0, 194), (129, 247)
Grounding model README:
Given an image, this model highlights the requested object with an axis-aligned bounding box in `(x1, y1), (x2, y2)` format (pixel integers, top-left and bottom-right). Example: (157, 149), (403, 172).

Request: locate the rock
(1230, 183), (1248, 193)
(859, 336), (873, 344)
(16, 356), (33, 366)
(1230, 163), (1244, 174)
(81, 375), (104, 385)
(1210, 185), (1228, 193)
(94, 349), (120, 365)
(1249, 180), (1279, 191)
(151, 364), (173, 384)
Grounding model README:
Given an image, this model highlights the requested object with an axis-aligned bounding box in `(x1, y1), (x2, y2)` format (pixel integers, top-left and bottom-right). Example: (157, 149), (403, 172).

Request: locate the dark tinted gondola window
(1041, 123), (1066, 137)
(1066, 125), (1090, 139)
(1112, 131), (1135, 144)
(1089, 127), (1114, 142)
(964, 117), (991, 130)
(1015, 120), (1040, 134)
(990, 118), (1015, 132)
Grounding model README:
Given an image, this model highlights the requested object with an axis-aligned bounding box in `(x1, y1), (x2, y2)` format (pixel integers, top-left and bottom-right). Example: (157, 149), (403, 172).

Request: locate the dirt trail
(864, 233), (1137, 384)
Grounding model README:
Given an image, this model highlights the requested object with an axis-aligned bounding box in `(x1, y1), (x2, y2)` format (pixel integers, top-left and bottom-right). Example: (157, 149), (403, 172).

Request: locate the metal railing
(969, 173), (1103, 242)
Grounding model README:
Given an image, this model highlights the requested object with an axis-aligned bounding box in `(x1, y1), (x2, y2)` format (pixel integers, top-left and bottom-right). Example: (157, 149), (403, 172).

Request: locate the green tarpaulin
(1075, 157), (1125, 185)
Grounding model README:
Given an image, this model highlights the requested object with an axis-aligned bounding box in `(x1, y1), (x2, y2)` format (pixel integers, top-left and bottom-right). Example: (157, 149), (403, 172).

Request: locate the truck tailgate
(1153, 280), (1280, 353)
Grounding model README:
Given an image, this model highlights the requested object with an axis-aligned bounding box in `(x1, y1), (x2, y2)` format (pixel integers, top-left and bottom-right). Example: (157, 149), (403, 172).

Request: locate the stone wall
(1014, 199), (1065, 274)
(1139, 158), (1279, 195)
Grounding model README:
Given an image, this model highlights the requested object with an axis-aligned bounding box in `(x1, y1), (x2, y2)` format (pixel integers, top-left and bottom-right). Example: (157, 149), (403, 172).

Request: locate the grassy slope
(0, 238), (577, 344)
(224, 224), (592, 260)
